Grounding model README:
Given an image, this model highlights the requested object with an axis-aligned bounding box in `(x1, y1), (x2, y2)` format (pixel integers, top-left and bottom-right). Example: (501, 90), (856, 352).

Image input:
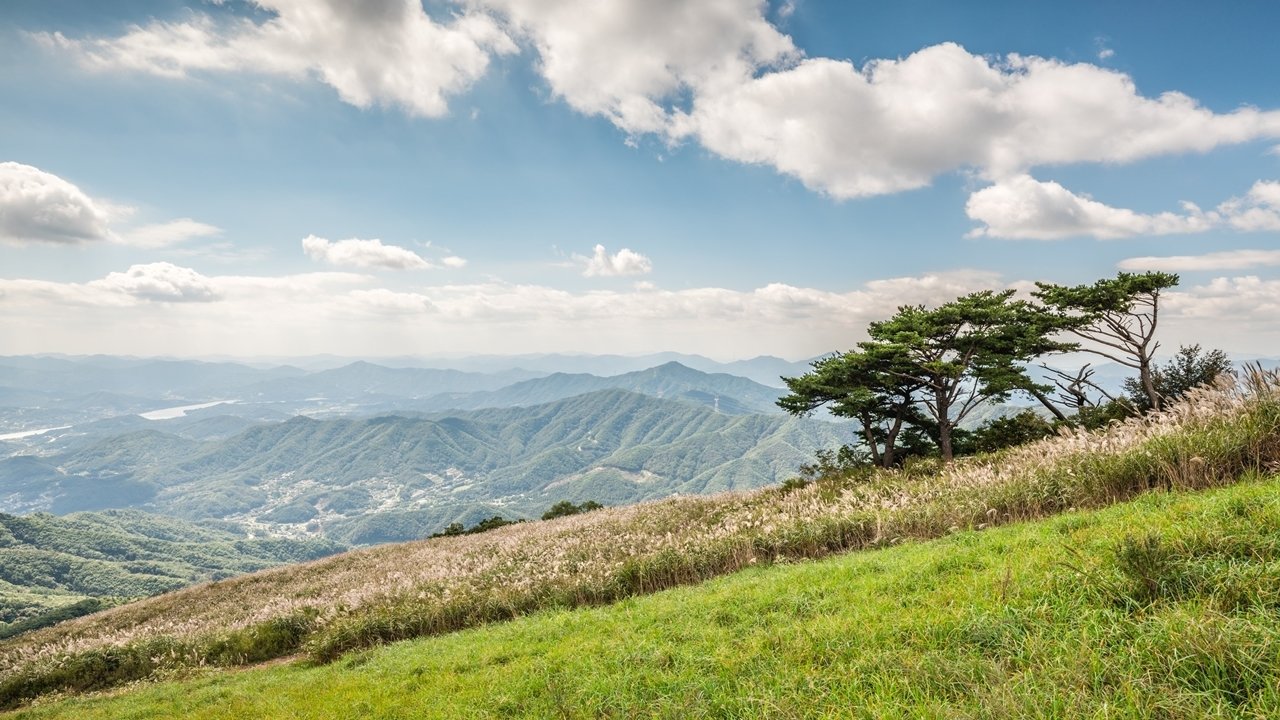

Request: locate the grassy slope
(10, 474), (1280, 719)
(3, 374), (1278, 712)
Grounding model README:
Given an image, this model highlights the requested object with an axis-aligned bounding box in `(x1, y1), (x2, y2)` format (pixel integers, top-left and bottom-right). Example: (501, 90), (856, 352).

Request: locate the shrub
(541, 501), (604, 521)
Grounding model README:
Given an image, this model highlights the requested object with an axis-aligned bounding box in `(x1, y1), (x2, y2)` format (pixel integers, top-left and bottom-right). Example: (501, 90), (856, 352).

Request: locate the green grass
(3, 373), (1278, 710)
(10, 473), (1280, 719)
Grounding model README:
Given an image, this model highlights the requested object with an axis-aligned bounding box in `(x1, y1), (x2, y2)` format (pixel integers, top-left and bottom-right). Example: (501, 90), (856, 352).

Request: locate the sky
(1, 0), (1279, 361)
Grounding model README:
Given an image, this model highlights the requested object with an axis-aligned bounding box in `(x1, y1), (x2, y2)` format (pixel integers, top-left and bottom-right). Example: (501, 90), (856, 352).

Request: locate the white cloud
(301, 234), (431, 270)
(1163, 276), (1280, 347)
(967, 175), (1280, 240)
(1119, 249), (1280, 272)
(0, 264), (366, 309)
(343, 288), (436, 315)
(442, 255), (468, 268)
(0, 161), (117, 244)
(0, 266), (1003, 357)
(965, 174), (1215, 240)
(36, 0), (517, 118)
(672, 44), (1280, 198)
(0, 161), (220, 247)
(4, 265), (1279, 358)
(41, 4), (1280, 200)
(122, 218), (222, 248)
(1169, 276), (1280, 318)
(90, 262), (222, 302)
(1219, 180), (1280, 231)
(577, 244), (653, 277)
(473, 0), (796, 134)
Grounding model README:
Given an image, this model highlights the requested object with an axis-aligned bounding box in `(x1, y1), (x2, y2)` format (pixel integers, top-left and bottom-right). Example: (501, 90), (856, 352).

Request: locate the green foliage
(2, 390), (846, 529)
(1073, 399), (1138, 430)
(201, 610), (320, 666)
(1123, 344), (1233, 411)
(1034, 271), (1181, 411)
(0, 599), (115, 641)
(783, 289), (1069, 464)
(257, 499), (318, 524)
(794, 444), (868, 483)
(777, 477), (810, 494)
(0, 510), (343, 634)
(540, 500), (605, 521)
(435, 522), (466, 537)
(778, 350), (927, 468)
(964, 410), (1056, 454)
(429, 516), (523, 538)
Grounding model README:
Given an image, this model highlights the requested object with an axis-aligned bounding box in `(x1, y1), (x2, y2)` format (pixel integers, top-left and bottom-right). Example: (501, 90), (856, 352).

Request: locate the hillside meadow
(9, 469), (1280, 717)
(1, 368), (1278, 710)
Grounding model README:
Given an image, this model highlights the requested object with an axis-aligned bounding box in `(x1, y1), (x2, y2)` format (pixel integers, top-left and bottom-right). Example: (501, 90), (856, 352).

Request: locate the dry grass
(2, 368), (1278, 708)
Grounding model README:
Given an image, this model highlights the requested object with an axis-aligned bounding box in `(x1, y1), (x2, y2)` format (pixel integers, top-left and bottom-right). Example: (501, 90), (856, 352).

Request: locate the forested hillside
(0, 510), (341, 638)
(0, 390), (846, 541)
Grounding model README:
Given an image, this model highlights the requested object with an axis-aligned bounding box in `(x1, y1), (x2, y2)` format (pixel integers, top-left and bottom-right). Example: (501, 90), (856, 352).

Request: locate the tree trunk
(1140, 360), (1161, 411)
(938, 420), (954, 462)
(860, 419), (882, 467)
(882, 415), (904, 468)
(860, 415), (880, 466)
(1026, 386), (1068, 422)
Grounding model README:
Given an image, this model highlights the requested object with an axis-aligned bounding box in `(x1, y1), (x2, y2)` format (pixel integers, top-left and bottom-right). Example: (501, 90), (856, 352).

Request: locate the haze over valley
(0, 354), (842, 541)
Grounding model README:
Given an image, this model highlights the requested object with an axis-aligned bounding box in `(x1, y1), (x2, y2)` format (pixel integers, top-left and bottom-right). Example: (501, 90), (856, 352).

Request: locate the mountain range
(0, 388), (848, 543)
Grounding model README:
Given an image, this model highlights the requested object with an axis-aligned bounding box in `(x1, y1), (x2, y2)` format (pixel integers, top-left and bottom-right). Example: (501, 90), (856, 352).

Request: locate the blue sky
(1, 0), (1278, 360)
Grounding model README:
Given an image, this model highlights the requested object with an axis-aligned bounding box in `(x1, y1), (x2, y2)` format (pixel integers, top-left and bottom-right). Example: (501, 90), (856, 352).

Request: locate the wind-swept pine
(864, 290), (1068, 461)
(778, 350), (927, 468)
(1033, 271), (1179, 411)
(780, 290), (1067, 463)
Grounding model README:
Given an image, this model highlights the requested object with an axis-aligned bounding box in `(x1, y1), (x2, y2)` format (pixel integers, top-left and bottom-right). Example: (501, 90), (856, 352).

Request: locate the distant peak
(650, 361), (697, 373)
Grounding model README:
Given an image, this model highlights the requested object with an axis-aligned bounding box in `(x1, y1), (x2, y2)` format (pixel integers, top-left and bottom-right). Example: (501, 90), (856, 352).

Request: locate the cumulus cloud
(1118, 249), (1280, 272)
(0, 161), (220, 247)
(301, 234), (431, 270)
(1163, 276), (1280, 346)
(577, 244), (653, 277)
(0, 161), (118, 244)
(468, 7), (1280, 195)
(36, 0), (516, 118)
(1218, 180), (1280, 231)
(672, 44), (1280, 198)
(1169, 275), (1280, 317)
(965, 174), (1215, 240)
(37, 4), (1280, 202)
(91, 262), (222, 302)
(967, 175), (1280, 240)
(441, 255), (468, 268)
(0, 263), (367, 309)
(472, 0), (795, 134)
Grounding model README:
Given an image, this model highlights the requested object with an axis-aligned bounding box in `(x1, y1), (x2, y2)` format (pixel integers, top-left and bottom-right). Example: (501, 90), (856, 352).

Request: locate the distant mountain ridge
(0, 390), (847, 542)
(413, 361), (786, 414)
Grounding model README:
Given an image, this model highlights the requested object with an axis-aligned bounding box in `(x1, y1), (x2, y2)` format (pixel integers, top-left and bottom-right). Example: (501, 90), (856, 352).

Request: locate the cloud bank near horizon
(2, 262), (1278, 359)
